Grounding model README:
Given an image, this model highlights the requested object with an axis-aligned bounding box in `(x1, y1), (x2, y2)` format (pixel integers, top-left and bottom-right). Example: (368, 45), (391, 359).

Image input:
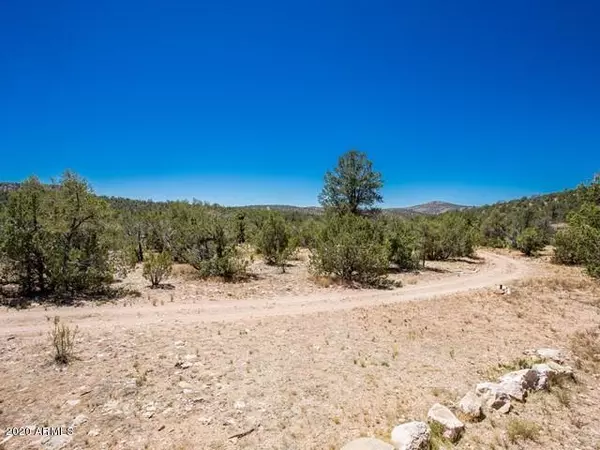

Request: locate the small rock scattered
(41, 434), (72, 450)
(71, 414), (88, 427)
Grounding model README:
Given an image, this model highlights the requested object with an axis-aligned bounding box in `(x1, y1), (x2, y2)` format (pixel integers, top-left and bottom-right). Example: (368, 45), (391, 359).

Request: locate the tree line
(0, 151), (598, 301)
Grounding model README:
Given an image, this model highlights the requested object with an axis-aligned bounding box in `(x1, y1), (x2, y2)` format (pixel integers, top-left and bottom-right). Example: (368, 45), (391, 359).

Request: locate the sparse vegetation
(506, 418), (540, 443)
(142, 251), (173, 287)
(50, 316), (77, 364)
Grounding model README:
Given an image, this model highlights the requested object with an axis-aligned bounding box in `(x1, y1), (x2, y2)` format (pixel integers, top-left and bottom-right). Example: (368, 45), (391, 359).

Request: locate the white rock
(531, 363), (554, 390)
(87, 429), (100, 437)
(498, 369), (538, 400)
(71, 414), (88, 427)
(547, 361), (574, 378)
(458, 391), (484, 420)
(427, 403), (464, 442)
(475, 383), (512, 412)
(41, 434), (72, 450)
(234, 400), (246, 410)
(390, 421), (430, 450)
(178, 381), (193, 390)
(65, 399), (80, 407)
(341, 437), (394, 450)
(536, 348), (565, 363)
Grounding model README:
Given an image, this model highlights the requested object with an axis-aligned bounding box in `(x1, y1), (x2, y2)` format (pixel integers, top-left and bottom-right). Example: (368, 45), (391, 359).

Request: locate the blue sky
(1, 0), (599, 207)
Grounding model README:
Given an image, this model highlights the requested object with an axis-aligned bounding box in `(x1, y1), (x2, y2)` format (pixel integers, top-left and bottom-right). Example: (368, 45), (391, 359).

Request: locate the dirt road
(0, 251), (533, 337)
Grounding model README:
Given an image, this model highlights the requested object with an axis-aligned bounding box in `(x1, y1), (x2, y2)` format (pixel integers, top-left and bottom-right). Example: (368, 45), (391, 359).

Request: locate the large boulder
(427, 403), (464, 442)
(458, 391), (484, 421)
(341, 438), (394, 450)
(390, 421), (430, 450)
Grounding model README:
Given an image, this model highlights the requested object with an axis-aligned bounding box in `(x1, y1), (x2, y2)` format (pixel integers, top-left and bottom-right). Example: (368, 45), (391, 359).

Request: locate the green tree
(1, 177), (47, 295)
(257, 213), (297, 272)
(1, 172), (117, 298)
(516, 227), (545, 256)
(309, 213), (388, 286)
(318, 150), (383, 215)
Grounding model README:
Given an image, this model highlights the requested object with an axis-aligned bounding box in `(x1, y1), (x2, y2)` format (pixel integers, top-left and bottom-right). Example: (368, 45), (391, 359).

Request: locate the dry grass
(49, 316), (77, 365)
(2, 254), (600, 449)
(569, 326), (600, 372)
(506, 418), (540, 443)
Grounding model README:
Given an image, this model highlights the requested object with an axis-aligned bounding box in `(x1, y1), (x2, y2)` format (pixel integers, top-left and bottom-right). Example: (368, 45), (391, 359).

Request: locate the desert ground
(1, 249), (599, 449)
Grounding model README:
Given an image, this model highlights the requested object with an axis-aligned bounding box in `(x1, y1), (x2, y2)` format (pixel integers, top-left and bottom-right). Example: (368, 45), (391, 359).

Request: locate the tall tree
(318, 150), (383, 215)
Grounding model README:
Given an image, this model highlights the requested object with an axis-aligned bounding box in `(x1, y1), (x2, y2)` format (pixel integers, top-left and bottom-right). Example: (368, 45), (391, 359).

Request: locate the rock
(65, 399), (80, 407)
(71, 414), (88, 427)
(390, 421), (430, 450)
(234, 400), (246, 410)
(532, 361), (574, 389)
(341, 437), (394, 450)
(547, 361), (574, 378)
(426, 403), (464, 442)
(498, 369), (538, 400)
(458, 391), (484, 420)
(531, 363), (554, 390)
(42, 434), (72, 450)
(536, 348), (565, 363)
(475, 383), (512, 412)
(178, 381), (194, 391)
(88, 429), (100, 437)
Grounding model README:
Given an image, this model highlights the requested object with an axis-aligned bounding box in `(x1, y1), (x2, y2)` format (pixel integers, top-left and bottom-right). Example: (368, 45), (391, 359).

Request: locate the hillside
(405, 200), (469, 215)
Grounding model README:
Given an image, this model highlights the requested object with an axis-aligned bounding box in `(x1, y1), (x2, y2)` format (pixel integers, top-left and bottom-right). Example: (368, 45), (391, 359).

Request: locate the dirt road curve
(0, 251), (533, 337)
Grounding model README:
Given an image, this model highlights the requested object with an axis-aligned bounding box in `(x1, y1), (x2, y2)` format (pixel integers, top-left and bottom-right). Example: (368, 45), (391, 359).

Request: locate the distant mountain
(404, 201), (470, 215)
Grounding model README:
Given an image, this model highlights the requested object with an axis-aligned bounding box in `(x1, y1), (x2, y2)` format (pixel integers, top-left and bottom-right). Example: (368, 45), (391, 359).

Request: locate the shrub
(387, 219), (419, 270)
(142, 251), (173, 287)
(506, 418), (540, 443)
(516, 227), (545, 256)
(553, 204), (600, 277)
(50, 316), (77, 364)
(257, 213), (297, 272)
(309, 213), (388, 286)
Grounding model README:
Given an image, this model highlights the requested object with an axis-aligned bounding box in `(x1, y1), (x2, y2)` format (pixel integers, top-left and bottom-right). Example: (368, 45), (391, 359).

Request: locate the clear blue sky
(1, 1), (599, 206)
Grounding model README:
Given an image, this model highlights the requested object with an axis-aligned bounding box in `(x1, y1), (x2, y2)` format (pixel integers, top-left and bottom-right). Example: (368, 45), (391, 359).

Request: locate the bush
(309, 213), (388, 286)
(516, 227), (545, 256)
(417, 214), (475, 262)
(553, 204), (600, 277)
(387, 219), (419, 270)
(257, 213), (297, 272)
(183, 216), (249, 281)
(50, 316), (77, 365)
(142, 251), (173, 287)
